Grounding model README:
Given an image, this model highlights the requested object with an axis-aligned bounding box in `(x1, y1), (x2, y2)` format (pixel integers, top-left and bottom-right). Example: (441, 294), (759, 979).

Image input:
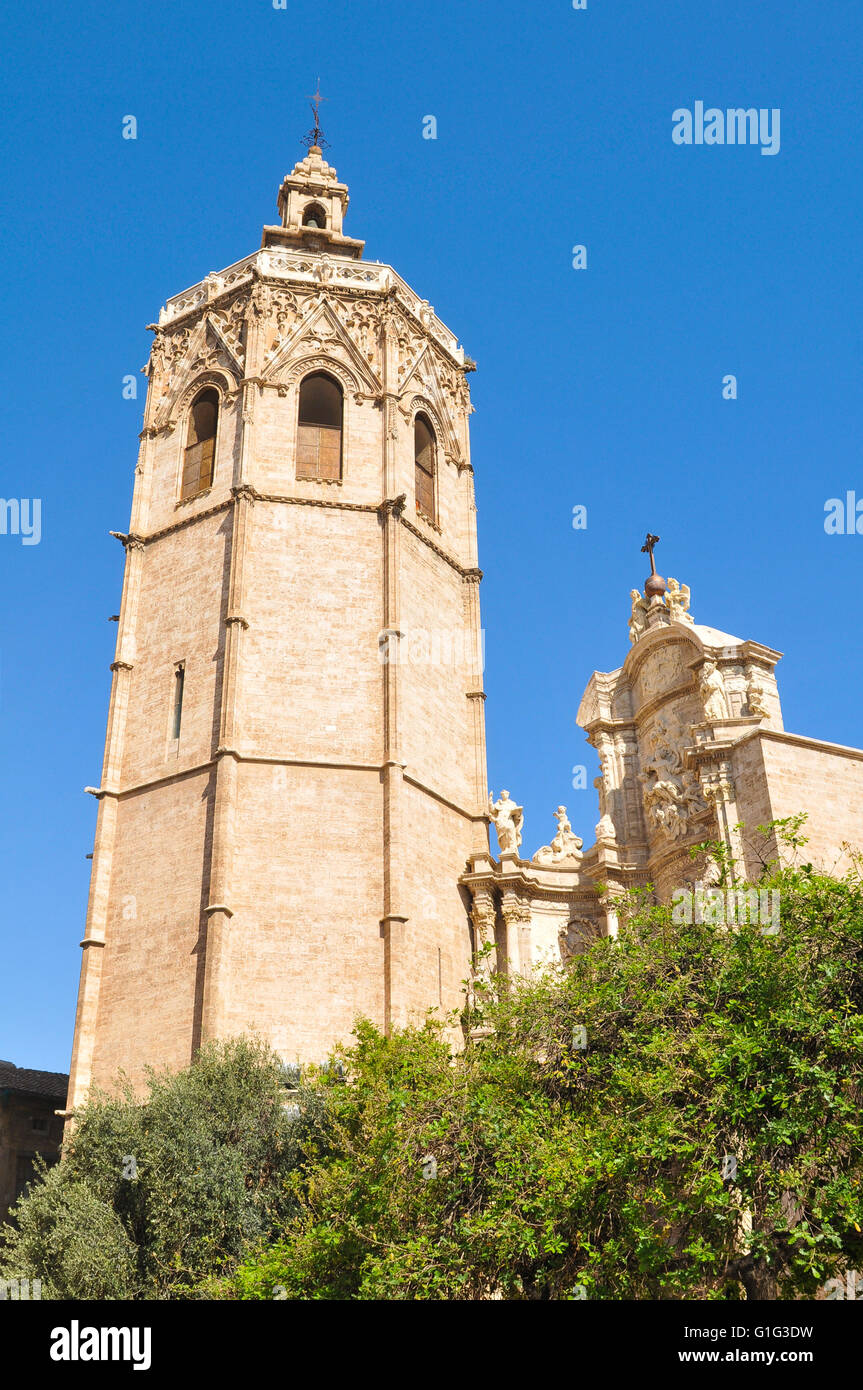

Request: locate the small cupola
(262, 93), (364, 259)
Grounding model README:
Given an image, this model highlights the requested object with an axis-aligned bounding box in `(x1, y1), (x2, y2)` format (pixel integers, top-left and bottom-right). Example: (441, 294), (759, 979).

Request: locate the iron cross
(306, 80), (328, 146)
(640, 532), (660, 575)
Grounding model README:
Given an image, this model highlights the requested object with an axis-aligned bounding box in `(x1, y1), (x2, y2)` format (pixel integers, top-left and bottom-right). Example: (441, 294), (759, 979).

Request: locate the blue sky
(2, 0), (861, 1072)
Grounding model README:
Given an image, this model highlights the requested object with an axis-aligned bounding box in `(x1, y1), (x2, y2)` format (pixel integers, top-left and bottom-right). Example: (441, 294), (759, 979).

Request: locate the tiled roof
(0, 1061), (69, 1100)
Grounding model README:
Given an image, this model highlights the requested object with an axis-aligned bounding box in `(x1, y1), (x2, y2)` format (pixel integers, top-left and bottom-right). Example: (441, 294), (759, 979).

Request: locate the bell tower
(66, 137), (489, 1105)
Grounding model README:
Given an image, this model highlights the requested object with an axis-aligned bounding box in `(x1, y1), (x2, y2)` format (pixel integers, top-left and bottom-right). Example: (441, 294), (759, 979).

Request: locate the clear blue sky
(2, 0), (861, 1072)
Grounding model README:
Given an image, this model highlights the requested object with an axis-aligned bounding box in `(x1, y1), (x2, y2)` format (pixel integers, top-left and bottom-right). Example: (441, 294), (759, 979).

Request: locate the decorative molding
(377, 493), (407, 521)
(121, 488), (475, 577)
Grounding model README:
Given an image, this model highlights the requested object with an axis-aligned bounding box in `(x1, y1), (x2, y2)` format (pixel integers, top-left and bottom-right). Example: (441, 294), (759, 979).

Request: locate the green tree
(235, 828), (863, 1301)
(0, 1036), (321, 1299)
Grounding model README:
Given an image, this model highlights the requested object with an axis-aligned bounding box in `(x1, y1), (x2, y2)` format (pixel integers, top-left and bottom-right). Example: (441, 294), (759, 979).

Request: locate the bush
(0, 1036), (323, 1299)
(235, 838), (863, 1300)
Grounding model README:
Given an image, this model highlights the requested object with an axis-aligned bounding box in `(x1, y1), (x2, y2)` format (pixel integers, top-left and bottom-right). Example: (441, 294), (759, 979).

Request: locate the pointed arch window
(414, 414), (436, 523)
(182, 389), (218, 499)
(297, 372), (343, 480)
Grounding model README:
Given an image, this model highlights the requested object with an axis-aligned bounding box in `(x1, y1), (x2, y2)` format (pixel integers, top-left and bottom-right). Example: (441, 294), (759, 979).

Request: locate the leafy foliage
(235, 827), (863, 1301)
(0, 1037), (321, 1299)
(6, 823), (862, 1301)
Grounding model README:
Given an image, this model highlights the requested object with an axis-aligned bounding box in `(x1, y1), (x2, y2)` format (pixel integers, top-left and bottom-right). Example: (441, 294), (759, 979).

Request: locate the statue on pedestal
(665, 577), (694, 625)
(628, 588), (649, 644)
(533, 806), (583, 867)
(746, 673), (769, 718)
(698, 659), (728, 721)
(488, 789), (524, 856)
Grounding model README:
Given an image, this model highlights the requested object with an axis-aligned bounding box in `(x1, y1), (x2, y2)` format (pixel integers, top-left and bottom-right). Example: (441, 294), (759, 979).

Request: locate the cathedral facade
(466, 564), (863, 972)
(66, 143), (863, 1110)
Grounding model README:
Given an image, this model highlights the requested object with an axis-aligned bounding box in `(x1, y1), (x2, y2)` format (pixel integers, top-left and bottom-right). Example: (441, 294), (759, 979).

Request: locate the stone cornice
(86, 753), (486, 822)
(401, 772), (486, 823)
(129, 489), (476, 577)
(734, 726), (863, 763)
(151, 248), (468, 370)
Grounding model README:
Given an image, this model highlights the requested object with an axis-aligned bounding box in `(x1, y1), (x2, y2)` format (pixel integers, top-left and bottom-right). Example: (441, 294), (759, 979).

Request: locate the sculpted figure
(488, 789), (524, 855)
(641, 777), (688, 841)
(698, 660), (728, 721)
(665, 577), (694, 625)
(746, 674), (769, 718)
(646, 716), (682, 779)
(533, 806), (583, 867)
(628, 588), (649, 645)
(594, 773), (616, 842)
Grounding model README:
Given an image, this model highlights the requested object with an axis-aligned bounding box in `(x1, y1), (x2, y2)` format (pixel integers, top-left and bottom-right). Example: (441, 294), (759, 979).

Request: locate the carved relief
(639, 712), (707, 842)
(470, 892), (497, 977)
(209, 292), (250, 369)
(638, 645), (684, 703)
(559, 917), (601, 963)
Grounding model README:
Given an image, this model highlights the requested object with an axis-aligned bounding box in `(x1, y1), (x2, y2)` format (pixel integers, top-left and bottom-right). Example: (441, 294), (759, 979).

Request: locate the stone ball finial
(645, 572), (667, 599)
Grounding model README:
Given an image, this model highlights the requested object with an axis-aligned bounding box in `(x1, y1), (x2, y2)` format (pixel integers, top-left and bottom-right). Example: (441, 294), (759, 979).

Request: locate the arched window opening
(302, 203), (327, 229)
(414, 414), (436, 522)
(181, 389), (218, 499)
(297, 373), (343, 480)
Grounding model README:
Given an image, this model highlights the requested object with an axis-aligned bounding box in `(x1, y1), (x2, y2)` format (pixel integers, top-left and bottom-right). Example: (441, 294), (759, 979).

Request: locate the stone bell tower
(66, 136), (489, 1106)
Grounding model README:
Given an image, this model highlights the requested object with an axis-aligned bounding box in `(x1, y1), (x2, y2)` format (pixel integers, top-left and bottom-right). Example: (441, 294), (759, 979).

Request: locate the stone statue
(746, 673), (769, 718)
(665, 577), (694, 625)
(488, 789), (524, 856)
(628, 588), (649, 645)
(698, 660), (728, 721)
(594, 774), (616, 842)
(533, 806), (583, 867)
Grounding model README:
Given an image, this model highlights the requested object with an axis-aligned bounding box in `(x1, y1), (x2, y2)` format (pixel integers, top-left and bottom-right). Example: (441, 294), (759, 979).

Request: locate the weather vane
(302, 80), (330, 151)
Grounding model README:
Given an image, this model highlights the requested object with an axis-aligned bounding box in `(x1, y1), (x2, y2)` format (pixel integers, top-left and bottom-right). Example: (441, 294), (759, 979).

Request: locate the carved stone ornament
(470, 894), (497, 977)
(698, 659), (729, 721)
(532, 806), (583, 867)
(639, 713), (707, 842)
(500, 897), (532, 926)
(746, 671), (769, 717)
(559, 917), (600, 963)
(488, 789), (524, 855)
(639, 646), (683, 702)
(628, 588), (650, 644)
(664, 577), (694, 625)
